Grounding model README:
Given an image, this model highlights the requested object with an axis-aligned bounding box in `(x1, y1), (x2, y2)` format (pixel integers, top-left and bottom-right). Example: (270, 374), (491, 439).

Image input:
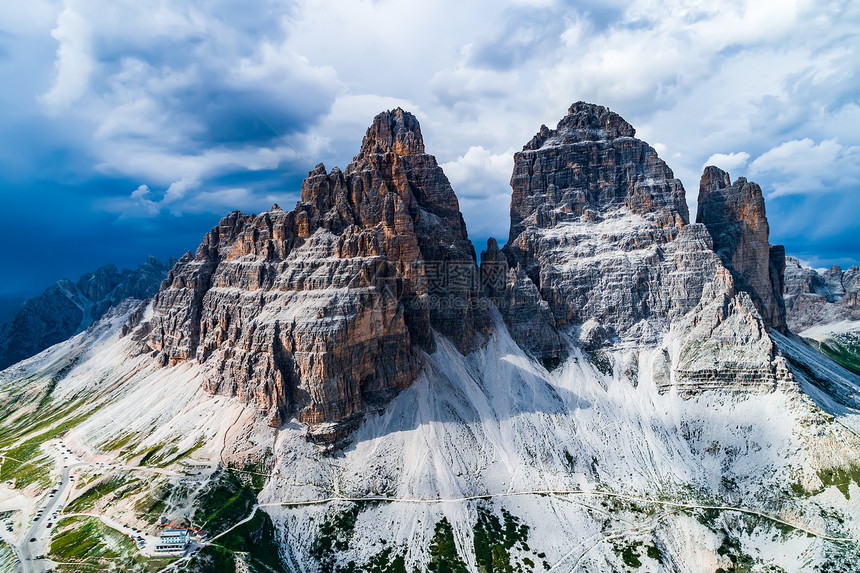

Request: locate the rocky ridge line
(0, 256), (170, 370)
(131, 103), (801, 441)
(783, 258), (860, 331)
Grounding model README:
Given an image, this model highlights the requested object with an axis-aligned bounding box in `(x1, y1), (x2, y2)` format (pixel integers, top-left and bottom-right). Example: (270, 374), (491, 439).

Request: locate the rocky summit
(486, 102), (693, 360)
(484, 102), (790, 394)
(697, 166), (787, 332)
(136, 103), (801, 439)
(134, 109), (490, 439)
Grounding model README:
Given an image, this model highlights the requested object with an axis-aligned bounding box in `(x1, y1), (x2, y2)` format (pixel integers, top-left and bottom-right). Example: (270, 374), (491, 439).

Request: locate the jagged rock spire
(696, 166), (787, 332)
(356, 107), (425, 158)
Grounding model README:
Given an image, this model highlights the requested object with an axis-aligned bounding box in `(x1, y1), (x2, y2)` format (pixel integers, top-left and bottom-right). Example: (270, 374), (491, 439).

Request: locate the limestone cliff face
(480, 237), (563, 360)
(509, 102), (688, 242)
(137, 109), (490, 439)
(489, 102), (716, 353)
(483, 102), (791, 392)
(133, 104), (800, 437)
(696, 166), (787, 332)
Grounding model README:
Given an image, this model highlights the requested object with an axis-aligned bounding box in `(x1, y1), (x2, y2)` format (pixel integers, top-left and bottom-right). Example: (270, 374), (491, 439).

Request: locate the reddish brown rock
(696, 166), (787, 332)
(137, 109), (490, 440)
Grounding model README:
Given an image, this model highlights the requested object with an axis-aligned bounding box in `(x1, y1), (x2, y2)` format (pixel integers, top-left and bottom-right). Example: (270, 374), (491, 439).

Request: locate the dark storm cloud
(0, 0), (340, 294)
(1, 0), (859, 296)
(143, 68), (334, 149)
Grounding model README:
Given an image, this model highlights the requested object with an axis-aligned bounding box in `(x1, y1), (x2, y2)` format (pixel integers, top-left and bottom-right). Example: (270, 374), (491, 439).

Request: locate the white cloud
(163, 178), (198, 204)
(442, 146), (515, 240)
(442, 146), (513, 198)
(120, 181), (258, 218)
(95, 141), (299, 189)
(752, 138), (841, 172)
(750, 138), (860, 196)
(703, 152), (750, 173)
(128, 184), (159, 217)
(36, 0), (340, 213)
(41, 3), (94, 109)
(184, 188), (252, 213)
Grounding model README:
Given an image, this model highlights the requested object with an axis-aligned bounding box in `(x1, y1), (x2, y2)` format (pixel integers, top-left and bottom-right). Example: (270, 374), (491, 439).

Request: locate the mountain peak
(139, 108), (488, 439)
(357, 108), (425, 158)
(563, 101), (636, 137)
(510, 103), (687, 243)
(524, 102), (636, 150)
(700, 165), (732, 192)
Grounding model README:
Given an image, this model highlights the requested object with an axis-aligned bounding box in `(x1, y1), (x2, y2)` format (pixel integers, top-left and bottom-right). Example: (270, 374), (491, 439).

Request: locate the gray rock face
(482, 102), (791, 392)
(783, 257), (860, 331)
(0, 256), (170, 370)
(136, 109), (490, 440)
(696, 166), (787, 332)
(491, 102), (713, 347)
(480, 238), (564, 361)
(509, 102), (688, 245)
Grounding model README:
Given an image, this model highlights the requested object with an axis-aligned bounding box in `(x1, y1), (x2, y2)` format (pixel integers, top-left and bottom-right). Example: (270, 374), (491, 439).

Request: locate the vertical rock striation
(482, 102), (792, 393)
(486, 102), (716, 352)
(137, 109), (490, 440)
(129, 104), (803, 437)
(696, 166), (787, 332)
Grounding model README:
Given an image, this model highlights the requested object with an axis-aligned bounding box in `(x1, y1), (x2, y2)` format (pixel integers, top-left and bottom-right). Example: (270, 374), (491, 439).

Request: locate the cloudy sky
(2, 0), (859, 296)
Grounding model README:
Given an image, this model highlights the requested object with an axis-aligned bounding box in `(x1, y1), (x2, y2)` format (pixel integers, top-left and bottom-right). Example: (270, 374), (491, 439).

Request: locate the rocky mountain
(783, 256), (860, 332)
(696, 166), (787, 332)
(137, 102), (796, 436)
(483, 102), (789, 394)
(782, 258), (860, 376)
(1, 104), (859, 573)
(133, 108), (490, 439)
(0, 256), (170, 370)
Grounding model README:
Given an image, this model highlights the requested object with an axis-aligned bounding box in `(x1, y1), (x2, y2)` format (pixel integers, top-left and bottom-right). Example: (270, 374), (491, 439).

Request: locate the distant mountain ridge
(783, 256), (860, 332)
(0, 256), (172, 369)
